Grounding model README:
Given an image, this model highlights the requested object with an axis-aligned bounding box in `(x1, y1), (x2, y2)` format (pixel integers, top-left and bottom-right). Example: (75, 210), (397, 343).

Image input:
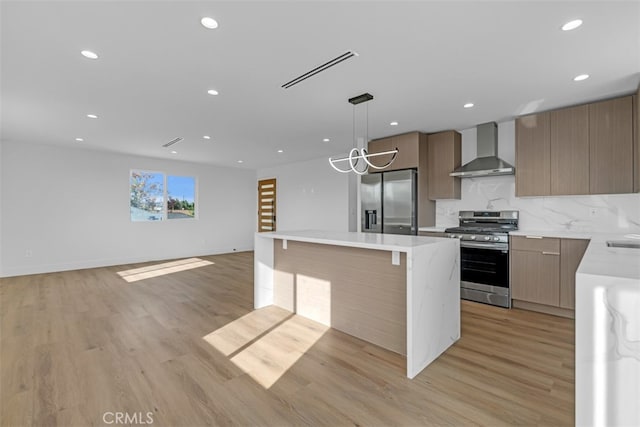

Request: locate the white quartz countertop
(256, 230), (453, 252)
(509, 229), (593, 239)
(577, 233), (640, 281)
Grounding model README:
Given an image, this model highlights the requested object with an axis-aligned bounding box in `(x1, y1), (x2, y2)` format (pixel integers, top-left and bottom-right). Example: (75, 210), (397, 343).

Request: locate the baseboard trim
(0, 246), (253, 278)
(512, 299), (575, 319)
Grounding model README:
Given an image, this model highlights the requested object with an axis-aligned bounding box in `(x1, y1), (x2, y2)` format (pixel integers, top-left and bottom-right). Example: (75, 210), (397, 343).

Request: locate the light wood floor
(0, 252), (574, 426)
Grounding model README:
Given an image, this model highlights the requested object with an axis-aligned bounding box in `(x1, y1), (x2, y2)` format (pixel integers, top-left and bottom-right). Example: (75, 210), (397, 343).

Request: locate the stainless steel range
(445, 211), (519, 308)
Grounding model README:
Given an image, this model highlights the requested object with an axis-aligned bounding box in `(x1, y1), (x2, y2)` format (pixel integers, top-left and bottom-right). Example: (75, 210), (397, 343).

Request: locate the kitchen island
(254, 230), (460, 379)
(575, 233), (640, 426)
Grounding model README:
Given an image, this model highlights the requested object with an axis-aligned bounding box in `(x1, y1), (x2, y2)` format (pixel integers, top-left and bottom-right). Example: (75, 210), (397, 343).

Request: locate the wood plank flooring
(0, 252), (574, 426)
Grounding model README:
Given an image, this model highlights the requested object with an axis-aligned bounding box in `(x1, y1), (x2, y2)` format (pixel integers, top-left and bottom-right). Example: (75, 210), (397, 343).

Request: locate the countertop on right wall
(574, 232), (640, 426)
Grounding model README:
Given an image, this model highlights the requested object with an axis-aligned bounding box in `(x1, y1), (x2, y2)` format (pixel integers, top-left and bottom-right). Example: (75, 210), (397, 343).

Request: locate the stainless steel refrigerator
(361, 169), (417, 235)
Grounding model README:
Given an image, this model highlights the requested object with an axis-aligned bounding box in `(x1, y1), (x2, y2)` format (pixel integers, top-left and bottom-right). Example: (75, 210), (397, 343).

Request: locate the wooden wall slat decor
(257, 178), (277, 232)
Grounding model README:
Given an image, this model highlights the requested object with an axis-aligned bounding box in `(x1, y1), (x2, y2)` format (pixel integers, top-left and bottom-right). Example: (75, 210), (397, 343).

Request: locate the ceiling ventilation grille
(281, 51), (358, 89)
(162, 137), (183, 148)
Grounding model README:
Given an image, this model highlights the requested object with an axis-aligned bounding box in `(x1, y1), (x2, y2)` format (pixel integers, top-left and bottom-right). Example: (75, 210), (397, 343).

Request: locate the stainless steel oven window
(459, 246), (509, 288)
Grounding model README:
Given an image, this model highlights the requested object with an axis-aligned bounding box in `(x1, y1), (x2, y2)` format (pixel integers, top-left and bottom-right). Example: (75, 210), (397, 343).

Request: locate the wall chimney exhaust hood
(450, 122), (515, 178)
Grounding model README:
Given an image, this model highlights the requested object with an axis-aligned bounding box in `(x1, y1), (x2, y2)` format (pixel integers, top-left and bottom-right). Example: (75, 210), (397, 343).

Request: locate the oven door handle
(460, 241), (509, 251)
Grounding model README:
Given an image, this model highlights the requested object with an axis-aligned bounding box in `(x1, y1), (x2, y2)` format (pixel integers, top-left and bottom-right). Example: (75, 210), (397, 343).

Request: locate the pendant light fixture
(329, 93), (398, 174)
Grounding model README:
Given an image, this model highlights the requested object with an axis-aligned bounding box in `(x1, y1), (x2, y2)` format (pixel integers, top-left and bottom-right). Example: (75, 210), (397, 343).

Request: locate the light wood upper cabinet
(416, 133), (435, 227)
(550, 105), (590, 195)
(367, 137), (394, 172)
(515, 112), (550, 196)
(516, 94), (636, 196)
(367, 132), (420, 172)
(427, 131), (461, 200)
(392, 132), (421, 170)
(589, 96), (634, 194)
(559, 239), (589, 310)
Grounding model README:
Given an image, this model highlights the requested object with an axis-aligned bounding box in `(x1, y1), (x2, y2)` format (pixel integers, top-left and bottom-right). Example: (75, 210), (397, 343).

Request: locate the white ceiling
(1, 1), (639, 170)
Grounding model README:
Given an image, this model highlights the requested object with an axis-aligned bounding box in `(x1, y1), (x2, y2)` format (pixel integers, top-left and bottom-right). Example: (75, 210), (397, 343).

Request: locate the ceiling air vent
(282, 51), (358, 89)
(162, 137), (183, 148)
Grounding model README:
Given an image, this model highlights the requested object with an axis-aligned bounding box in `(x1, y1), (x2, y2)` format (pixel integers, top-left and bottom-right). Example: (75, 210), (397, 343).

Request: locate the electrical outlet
(589, 208), (600, 218)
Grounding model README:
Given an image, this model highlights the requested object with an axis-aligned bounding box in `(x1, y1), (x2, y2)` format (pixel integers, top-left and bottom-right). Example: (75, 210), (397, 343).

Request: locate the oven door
(459, 242), (509, 288)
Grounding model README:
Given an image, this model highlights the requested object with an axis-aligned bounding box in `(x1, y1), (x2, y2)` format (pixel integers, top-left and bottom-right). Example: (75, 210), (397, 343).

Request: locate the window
(130, 170), (197, 221)
(167, 176), (196, 219)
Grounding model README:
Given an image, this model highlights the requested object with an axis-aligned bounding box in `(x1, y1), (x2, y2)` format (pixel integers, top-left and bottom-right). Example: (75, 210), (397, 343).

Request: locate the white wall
(257, 156), (353, 232)
(0, 141), (256, 277)
(0, 141), (3, 276)
(435, 120), (640, 232)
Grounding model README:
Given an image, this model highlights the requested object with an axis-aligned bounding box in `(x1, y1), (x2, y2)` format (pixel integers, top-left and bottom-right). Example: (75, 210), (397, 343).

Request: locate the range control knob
(493, 236), (500, 241)
(484, 236), (491, 241)
(470, 235), (476, 240)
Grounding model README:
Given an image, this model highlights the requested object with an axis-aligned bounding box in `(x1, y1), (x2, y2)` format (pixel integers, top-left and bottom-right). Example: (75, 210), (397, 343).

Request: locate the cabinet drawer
(511, 235), (560, 253)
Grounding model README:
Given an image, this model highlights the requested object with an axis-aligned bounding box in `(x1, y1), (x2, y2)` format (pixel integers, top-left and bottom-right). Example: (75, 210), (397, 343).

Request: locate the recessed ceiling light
(390, 121), (398, 126)
(463, 103), (474, 108)
(171, 150), (177, 154)
(277, 149), (284, 153)
(237, 160), (244, 163)
(323, 138), (330, 142)
(203, 135), (211, 140)
(75, 137), (84, 142)
(573, 74), (590, 81)
(201, 17), (219, 29)
(86, 114), (98, 119)
(562, 19), (583, 31)
(207, 89), (219, 96)
(81, 50), (98, 59)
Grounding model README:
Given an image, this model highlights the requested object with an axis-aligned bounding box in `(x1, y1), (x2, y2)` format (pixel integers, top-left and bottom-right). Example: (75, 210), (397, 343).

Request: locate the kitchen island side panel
(407, 239), (460, 378)
(254, 233), (274, 308)
(273, 239), (407, 355)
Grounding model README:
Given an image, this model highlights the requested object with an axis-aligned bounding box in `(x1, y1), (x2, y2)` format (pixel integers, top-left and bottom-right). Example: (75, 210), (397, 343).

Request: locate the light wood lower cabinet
(511, 235), (589, 316)
(559, 238), (590, 309)
(511, 237), (560, 306)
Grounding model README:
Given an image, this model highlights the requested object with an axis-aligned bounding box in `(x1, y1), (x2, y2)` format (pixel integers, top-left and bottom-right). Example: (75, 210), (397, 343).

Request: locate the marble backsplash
(435, 175), (640, 232)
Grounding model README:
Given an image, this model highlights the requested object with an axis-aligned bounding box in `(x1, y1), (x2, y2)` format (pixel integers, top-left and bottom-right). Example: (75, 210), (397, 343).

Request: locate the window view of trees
(130, 171), (164, 221)
(130, 171), (196, 221)
(167, 176), (196, 219)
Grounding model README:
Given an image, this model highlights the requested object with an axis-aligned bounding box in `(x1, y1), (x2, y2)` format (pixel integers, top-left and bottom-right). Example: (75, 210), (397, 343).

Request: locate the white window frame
(129, 170), (198, 222)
